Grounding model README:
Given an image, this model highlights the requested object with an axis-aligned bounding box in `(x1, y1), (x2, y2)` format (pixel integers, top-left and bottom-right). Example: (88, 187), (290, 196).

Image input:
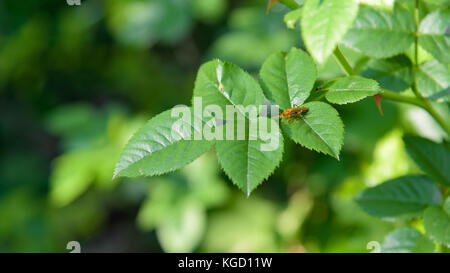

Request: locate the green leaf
(358, 0), (394, 11)
(113, 108), (214, 178)
(301, 0), (359, 63)
(50, 150), (95, 207)
(324, 75), (380, 104)
(403, 135), (450, 186)
(421, 0), (450, 7)
(361, 55), (413, 92)
(418, 9), (450, 64)
(423, 204), (450, 247)
(156, 201), (206, 252)
(282, 101), (344, 159)
(416, 60), (450, 102)
(284, 8), (303, 29)
(342, 4), (415, 58)
(259, 48), (317, 110)
(267, 0), (301, 12)
(381, 227), (435, 253)
(445, 197), (450, 215)
(193, 59), (265, 114)
(192, 0), (227, 24)
(355, 176), (442, 219)
(216, 117), (284, 196)
(107, 0), (192, 48)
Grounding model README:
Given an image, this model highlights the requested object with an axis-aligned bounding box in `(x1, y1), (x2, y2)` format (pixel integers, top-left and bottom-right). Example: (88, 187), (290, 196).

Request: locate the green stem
(410, 0), (450, 136)
(412, 85), (450, 135)
(332, 37), (450, 136)
(381, 89), (425, 108)
(333, 46), (355, 76)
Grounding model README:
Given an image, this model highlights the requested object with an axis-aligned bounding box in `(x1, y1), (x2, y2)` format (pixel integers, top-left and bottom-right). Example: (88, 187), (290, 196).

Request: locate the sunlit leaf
(259, 48), (317, 110)
(284, 8), (303, 29)
(381, 227), (435, 253)
(423, 203), (450, 247)
(302, 0), (359, 63)
(421, 0), (450, 6)
(342, 4), (415, 58)
(216, 117), (284, 196)
(113, 108), (214, 178)
(194, 59), (282, 195)
(156, 201), (206, 252)
(324, 75), (380, 104)
(50, 150), (95, 207)
(418, 9), (450, 64)
(358, 0), (394, 11)
(416, 60), (450, 102)
(193, 59), (265, 114)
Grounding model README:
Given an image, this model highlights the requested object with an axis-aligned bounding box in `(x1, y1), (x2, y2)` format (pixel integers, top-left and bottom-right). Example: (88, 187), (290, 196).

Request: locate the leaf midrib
(302, 117), (338, 159)
(330, 88), (378, 92)
(115, 119), (203, 177)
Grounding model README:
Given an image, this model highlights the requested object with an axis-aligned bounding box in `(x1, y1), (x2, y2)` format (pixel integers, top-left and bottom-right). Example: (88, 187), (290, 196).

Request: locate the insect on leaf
(281, 101), (344, 159)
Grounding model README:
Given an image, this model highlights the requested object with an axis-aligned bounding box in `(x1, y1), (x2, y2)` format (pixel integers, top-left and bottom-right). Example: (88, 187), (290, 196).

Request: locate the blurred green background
(0, 0), (445, 253)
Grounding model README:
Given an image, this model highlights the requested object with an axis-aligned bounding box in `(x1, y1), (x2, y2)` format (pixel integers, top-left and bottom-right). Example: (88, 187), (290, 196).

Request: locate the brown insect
(279, 106), (309, 123)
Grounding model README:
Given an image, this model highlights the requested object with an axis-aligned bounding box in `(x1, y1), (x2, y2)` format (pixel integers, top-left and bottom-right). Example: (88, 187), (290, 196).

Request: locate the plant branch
(381, 89), (424, 108)
(332, 41), (450, 136)
(333, 46), (355, 76)
(413, 85), (450, 135)
(410, 0), (450, 136)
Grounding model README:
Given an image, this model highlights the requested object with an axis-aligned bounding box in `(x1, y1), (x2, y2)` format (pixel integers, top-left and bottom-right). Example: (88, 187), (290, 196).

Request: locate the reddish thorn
(373, 94), (383, 116)
(266, 0), (279, 14)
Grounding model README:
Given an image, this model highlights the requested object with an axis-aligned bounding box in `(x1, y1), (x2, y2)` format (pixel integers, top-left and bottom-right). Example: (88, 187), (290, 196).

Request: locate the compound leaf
(194, 59), (282, 195)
